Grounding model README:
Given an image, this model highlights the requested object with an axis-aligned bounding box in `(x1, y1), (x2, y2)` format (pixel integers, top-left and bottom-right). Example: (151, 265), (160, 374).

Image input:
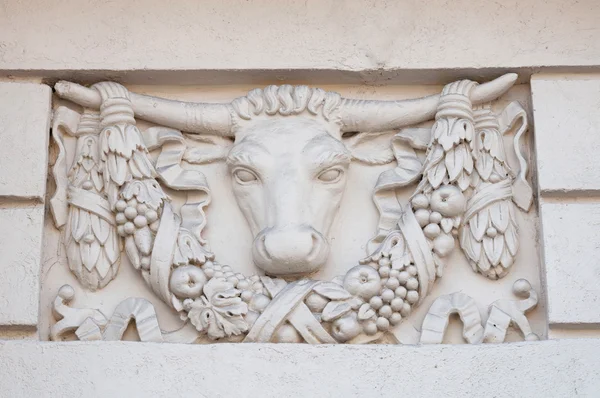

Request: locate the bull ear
(183, 134), (234, 164)
(343, 131), (397, 165)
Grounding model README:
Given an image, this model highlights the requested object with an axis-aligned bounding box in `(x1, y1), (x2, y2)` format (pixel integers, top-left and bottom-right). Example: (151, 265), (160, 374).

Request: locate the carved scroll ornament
(49, 73), (537, 344)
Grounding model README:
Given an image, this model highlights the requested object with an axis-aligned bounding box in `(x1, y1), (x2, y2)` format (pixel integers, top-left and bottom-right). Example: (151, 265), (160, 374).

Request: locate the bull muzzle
(252, 225), (329, 276)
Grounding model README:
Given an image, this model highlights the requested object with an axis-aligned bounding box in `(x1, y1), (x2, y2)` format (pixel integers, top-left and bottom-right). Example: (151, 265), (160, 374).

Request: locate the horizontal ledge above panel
(2, 66), (600, 87)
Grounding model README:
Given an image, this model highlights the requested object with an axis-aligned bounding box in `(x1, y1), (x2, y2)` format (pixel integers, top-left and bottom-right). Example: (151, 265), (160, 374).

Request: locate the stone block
(0, 205), (45, 326)
(0, 82), (52, 200)
(532, 75), (600, 194)
(0, 1), (599, 82)
(1, 339), (600, 396)
(540, 201), (600, 325)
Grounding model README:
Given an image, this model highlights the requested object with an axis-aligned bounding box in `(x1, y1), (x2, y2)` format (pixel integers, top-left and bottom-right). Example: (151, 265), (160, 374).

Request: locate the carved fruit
(415, 209), (431, 227)
(169, 266), (207, 299)
(429, 211), (442, 224)
(274, 324), (303, 343)
(424, 223), (441, 239)
(332, 312), (361, 342)
(343, 265), (381, 300)
(433, 233), (455, 257)
(411, 194), (429, 209)
(363, 320), (378, 336)
(245, 311), (260, 328)
(249, 294), (271, 313)
(305, 292), (329, 313)
(430, 185), (466, 217)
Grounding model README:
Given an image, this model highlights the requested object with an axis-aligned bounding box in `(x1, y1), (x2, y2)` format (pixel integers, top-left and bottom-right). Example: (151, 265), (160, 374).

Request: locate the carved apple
(343, 265), (381, 300)
(430, 185), (466, 217)
(332, 312), (361, 342)
(169, 266), (207, 299)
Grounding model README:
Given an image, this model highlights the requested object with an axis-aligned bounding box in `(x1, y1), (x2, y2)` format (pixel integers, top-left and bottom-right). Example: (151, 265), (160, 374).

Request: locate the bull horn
(54, 81), (234, 137)
(338, 73), (518, 133)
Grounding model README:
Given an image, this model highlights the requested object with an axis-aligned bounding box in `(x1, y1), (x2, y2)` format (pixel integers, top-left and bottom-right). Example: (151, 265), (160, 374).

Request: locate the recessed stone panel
(39, 76), (545, 345)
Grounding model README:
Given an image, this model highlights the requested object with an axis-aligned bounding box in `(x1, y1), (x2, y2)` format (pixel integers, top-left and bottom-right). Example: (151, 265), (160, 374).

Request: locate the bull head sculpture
(55, 74), (517, 277)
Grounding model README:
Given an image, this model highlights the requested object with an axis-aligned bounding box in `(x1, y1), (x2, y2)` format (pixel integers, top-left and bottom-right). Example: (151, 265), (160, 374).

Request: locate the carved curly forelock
(247, 89), (264, 116)
(264, 86), (279, 115)
(293, 86), (310, 114)
(230, 85), (342, 122)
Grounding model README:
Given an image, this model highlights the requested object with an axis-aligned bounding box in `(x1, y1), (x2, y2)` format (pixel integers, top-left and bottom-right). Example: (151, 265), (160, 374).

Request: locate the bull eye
(232, 168), (258, 184)
(317, 168), (343, 183)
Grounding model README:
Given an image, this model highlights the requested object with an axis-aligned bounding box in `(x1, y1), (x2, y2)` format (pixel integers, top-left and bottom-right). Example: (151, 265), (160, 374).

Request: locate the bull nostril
(256, 233), (272, 261)
(306, 231), (320, 261)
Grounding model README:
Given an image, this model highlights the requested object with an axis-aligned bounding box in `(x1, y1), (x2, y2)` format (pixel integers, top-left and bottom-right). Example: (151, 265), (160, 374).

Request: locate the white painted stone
(0, 82), (52, 200)
(0, 0), (599, 84)
(0, 205), (45, 326)
(541, 201), (600, 325)
(532, 74), (600, 194)
(40, 79), (545, 344)
(1, 339), (600, 397)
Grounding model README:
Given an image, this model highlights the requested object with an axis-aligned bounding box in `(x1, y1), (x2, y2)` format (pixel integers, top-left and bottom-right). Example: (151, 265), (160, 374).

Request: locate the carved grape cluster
(353, 251), (419, 335)
(115, 198), (160, 237)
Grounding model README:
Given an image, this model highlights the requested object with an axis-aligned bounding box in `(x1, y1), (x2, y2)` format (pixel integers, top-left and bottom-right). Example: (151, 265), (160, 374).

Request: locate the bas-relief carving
(47, 73), (540, 344)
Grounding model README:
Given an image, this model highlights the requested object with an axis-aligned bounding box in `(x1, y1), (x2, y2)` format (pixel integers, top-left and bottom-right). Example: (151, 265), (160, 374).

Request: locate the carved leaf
(441, 218), (454, 234)
(457, 171), (471, 191)
(469, 211), (488, 242)
(132, 151), (154, 178)
(504, 222), (519, 256)
(134, 226), (153, 256)
(490, 201), (511, 233)
(445, 146), (464, 182)
(427, 161), (447, 189)
(470, 170), (481, 188)
(478, 248), (492, 272)
(312, 282), (352, 301)
(483, 130), (495, 151)
(104, 228), (120, 264)
(321, 301), (352, 322)
(95, 249), (112, 279)
(500, 246), (514, 269)
(72, 208), (89, 242)
(128, 158), (143, 179)
(67, 238), (83, 276)
(91, 214), (109, 244)
(463, 145), (474, 174)
(125, 236), (141, 269)
(432, 119), (447, 141)
(80, 239), (101, 272)
(358, 303), (376, 320)
(215, 312), (248, 338)
(107, 153), (126, 186)
(483, 234), (504, 266)
(494, 159), (508, 178)
(460, 227), (477, 261)
(475, 152), (494, 181)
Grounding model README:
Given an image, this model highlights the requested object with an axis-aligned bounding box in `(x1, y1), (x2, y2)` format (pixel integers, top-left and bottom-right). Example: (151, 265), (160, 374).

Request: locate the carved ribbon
(244, 279), (337, 344)
(369, 128), (431, 253)
(143, 127), (211, 245)
(50, 107), (82, 228)
(463, 179), (513, 224)
(397, 204), (435, 299)
(498, 101), (532, 211)
(67, 186), (115, 225)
